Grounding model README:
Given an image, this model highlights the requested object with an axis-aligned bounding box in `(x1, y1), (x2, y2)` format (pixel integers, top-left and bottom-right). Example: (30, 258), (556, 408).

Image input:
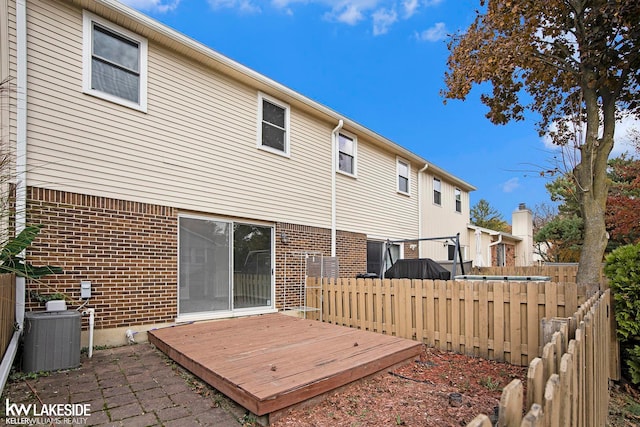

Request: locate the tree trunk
(575, 93), (615, 286)
(576, 189), (608, 285)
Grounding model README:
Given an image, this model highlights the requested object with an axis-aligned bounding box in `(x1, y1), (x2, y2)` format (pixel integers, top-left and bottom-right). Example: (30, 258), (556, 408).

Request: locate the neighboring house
(468, 203), (535, 268)
(0, 0), (475, 345)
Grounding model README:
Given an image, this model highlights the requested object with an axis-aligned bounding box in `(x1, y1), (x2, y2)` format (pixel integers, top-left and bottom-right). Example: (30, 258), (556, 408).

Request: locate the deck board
(148, 313), (422, 416)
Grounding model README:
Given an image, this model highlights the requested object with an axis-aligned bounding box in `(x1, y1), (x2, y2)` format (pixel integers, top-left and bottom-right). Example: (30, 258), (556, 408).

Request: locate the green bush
(604, 243), (640, 384)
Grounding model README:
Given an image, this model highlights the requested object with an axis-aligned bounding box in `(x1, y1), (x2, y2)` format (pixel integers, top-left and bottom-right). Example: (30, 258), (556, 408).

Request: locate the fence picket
(543, 374), (561, 427)
(493, 281), (505, 362)
(559, 353), (573, 427)
(438, 280), (448, 350)
(414, 279), (424, 343)
(526, 357), (544, 409)
(464, 281), (474, 356)
(521, 404), (544, 426)
(509, 283), (521, 364)
(451, 280), (461, 353)
(497, 379), (523, 427)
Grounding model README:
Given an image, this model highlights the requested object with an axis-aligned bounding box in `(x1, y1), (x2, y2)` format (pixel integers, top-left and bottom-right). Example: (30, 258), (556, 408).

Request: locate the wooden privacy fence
(313, 278), (588, 366)
(0, 274), (15, 359)
(468, 289), (613, 427)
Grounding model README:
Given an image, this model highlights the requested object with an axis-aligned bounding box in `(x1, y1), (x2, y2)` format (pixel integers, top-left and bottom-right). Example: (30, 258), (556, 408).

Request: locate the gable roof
(71, 0), (476, 192)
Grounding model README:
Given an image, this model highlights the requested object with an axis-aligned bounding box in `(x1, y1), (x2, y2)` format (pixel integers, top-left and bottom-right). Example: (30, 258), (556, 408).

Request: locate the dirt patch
(607, 380), (640, 427)
(271, 345), (527, 427)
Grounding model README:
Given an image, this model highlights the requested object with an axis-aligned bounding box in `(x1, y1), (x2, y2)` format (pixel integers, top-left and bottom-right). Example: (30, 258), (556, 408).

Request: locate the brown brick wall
(274, 223), (366, 309)
(491, 243), (516, 267)
(25, 188), (369, 326)
(26, 188), (178, 330)
(403, 241), (419, 259)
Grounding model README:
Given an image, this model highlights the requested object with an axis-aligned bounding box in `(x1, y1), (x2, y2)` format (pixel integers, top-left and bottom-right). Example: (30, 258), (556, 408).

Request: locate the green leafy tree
(470, 199), (510, 232)
(604, 243), (640, 384)
(535, 215), (583, 262)
(443, 1), (640, 284)
(537, 156), (640, 257)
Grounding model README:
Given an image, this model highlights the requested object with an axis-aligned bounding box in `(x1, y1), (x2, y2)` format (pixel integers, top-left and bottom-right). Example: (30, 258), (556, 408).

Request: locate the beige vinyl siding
(421, 171), (470, 260)
(336, 137), (419, 239)
(25, 0), (332, 227)
(1, 0), (16, 175)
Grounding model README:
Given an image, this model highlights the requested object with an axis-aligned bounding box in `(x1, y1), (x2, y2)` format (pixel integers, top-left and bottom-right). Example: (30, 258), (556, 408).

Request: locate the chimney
(512, 203), (533, 266)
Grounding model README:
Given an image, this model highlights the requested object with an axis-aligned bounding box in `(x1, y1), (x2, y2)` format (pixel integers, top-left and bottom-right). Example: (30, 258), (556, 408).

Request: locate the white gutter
(330, 120), (343, 257)
(1, 0), (27, 395)
(417, 164), (429, 258)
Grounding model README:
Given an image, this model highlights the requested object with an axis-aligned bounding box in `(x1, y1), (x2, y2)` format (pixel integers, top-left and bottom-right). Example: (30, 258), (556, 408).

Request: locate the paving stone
(162, 416), (205, 427)
(162, 382), (191, 395)
(130, 380), (160, 392)
(134, 386), (167, 401)
(98, 376), (128, 389)
(104, 391), (136, 409)
(111, 412), (158, 427)
(155, 404), (192, 422)
(70, 386), (103, 402)
(85, 409), (110, 425)
(102, 385), (131, 398)
(196, 409), (241, 427)
(139, 395), (173, 412)
(107, 402), (145, 421)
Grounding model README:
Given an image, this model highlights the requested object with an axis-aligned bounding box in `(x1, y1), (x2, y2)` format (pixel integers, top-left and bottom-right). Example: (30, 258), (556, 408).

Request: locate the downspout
(15, 0), (27, 328)
(417, 164), (428, 258)
(488, 234), (503, 267)
(1, 0), (27, 394)
(330, 119), (343, 257)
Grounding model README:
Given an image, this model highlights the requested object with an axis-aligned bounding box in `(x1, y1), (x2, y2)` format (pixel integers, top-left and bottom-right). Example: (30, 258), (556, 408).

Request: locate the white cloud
(335, 4), (365, 25)
(501, 177), (521, 193)
(415, 22), (447, 42)
(372, 8), (397, 35)
(203, 0), (446, 34)
(402, 0), (419, 18)
(208, 0), (261, 14)
(543, 114), (640, 158)
(120, 0), (180, 13)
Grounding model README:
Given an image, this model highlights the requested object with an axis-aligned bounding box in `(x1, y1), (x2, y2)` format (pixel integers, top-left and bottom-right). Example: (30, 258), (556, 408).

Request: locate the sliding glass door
(178, 216), (273, 317)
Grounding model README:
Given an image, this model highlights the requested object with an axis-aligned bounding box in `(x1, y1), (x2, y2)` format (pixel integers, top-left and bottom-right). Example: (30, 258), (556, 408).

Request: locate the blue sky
(122, 0), (637, 222)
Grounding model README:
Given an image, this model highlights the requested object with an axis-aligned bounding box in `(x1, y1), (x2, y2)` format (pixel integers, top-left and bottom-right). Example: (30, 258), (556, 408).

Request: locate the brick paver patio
(1, 343), (246, 426)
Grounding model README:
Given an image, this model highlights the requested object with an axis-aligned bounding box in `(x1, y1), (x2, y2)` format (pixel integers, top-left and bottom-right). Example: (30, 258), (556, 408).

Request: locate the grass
(479, 376), (501, 391)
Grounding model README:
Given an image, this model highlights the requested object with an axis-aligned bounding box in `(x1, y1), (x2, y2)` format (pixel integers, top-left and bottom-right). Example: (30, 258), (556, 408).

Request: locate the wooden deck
(148, 313), (422, 418)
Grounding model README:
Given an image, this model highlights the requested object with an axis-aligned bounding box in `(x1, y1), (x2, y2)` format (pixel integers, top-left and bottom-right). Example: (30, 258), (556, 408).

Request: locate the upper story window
(337, 132), (357, 176)
(397, 158), (410, 195)
(433, 178), (442, 205)
(258, 93), (290, 156)
(455, 188), (462, 213)
(82, 11), (148, 111)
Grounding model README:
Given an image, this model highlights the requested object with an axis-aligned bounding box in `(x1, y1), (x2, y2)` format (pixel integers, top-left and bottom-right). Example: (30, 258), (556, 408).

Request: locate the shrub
(604, 243), (640, 384)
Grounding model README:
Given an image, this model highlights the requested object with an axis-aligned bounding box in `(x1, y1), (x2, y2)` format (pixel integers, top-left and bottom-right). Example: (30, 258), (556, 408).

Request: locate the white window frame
(396, 157), (410, 195)
(82, 11), (148, 112)
(455, 188), (462, 213)
(257, 92), (290, 157)
(337, 130), (357, 177)
(433, 177), (442, 206)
